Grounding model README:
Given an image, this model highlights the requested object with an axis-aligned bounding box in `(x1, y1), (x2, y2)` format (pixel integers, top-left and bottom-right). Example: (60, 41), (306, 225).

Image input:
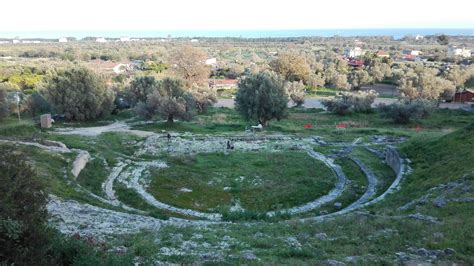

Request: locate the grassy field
(148, 151), (335, 213)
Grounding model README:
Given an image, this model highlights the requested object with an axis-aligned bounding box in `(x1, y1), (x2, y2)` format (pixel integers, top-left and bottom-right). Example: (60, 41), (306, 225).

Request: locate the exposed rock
(314, 232), (328, 241)
(324, 259), (346, 266)
(71, 150), (90, 178)
(241, 250), (258, 260)
(107, 245), (128, 254)
(286, 237), (302, 249)
(432, 196), (447, 208)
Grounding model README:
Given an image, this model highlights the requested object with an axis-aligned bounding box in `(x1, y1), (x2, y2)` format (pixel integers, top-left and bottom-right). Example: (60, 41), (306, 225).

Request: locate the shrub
(322, 90), (378, 115)
(0, 148), (51, 265)
(27, 91), (51, 117)
(379, 99), (436, 124)
(0, 87), (9, 120)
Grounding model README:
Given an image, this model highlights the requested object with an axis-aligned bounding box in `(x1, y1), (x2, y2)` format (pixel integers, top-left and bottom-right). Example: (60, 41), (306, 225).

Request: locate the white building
(344, 47), (363, 58)
(415, 35), (424, 40)
(205, 58), (217, 65)
(120, 36), (130, 42)
(447, 45), (471, 58)
(190, 39), (199, 43)
(403, 49), (422, 56)
(58, 37), (68, 43)
(96, 37), (107, 43)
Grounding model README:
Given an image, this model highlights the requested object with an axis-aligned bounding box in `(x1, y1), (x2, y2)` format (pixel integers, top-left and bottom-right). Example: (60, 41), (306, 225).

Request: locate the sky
(0, 0), (473, 32)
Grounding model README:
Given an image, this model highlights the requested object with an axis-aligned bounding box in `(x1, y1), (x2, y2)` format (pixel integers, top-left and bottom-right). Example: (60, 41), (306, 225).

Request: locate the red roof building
(209, 79), (238, 88)
(454, 89), (474, 103)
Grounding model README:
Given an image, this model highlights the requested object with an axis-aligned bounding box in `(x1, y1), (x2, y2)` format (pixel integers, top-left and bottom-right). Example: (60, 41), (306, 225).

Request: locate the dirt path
(54, 121), (155, 137)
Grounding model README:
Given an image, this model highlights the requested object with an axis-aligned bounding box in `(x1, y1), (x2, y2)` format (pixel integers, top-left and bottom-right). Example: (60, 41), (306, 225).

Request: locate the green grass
(352, 147), (396, 196)
(76, 157), (108, 197)
(148, 151), (336, 213)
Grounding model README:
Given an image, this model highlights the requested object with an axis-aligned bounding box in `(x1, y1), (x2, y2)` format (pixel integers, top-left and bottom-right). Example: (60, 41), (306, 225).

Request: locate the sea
(0, 29), (473, 40)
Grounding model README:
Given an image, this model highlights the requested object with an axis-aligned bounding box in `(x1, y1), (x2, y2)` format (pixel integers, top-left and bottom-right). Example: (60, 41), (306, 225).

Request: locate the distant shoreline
(0, 28), (473, 39)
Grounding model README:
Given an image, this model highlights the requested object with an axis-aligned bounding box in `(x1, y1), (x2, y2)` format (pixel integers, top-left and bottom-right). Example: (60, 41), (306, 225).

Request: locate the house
(344, 47), (363, 58)
(12, 39), (20, 44)
(403, 49), (422, 56)
(209, 79), (238, 89)
(376, 51), (390, 58)
(447, 45), (471, 58)
(348, 59), (364, 67)
(415, 35), (424, 40)
(96, 37), (107, 43)
(190, 39), (199, 43)
(120, 37), (130, 42)
(58, 37), (68, 43)
(453, 89), (474, 103)
(205, 58), (217, 66)
(112, 63), (130, 74)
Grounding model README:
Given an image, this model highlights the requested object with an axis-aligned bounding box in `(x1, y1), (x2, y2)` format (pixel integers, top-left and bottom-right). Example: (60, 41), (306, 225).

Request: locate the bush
(43, 67), (115, 121)
(322, 90), (378, 115)
(379, 99), (435, 124)
(27, 91), (51, 117)
(0, 148), (51, 265)
(0, 87), (9, 120)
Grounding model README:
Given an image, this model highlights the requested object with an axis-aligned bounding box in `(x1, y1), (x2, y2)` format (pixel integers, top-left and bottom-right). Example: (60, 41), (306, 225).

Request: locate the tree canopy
(43, 67), (115, 121)
(235, 71), (288, 126)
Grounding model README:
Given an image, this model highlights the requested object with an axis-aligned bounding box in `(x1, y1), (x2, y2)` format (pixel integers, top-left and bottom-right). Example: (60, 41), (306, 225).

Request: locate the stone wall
(385, 146), (402, 175)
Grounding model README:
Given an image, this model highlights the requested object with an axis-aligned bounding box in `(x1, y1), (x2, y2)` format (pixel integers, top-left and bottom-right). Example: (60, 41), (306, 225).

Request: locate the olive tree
(235, 71), (288, 126)
(348, 69), (373, 90)
(189, 84), (217, 113)
(43, 67), (115, 121)
(270, 53), (311, 83)
(285, 81), (305, 107)
(398, 70), (455, 101)
(126, 76), (158, 106)
(136, 78), (195, 123)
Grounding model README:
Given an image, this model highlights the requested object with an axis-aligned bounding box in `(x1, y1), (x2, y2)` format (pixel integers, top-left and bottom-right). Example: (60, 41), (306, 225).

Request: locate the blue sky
(0, 0), (472, 31)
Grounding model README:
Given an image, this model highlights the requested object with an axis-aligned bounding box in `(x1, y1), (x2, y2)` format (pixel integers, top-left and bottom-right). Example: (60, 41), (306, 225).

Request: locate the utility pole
(15, 92), (21, 122)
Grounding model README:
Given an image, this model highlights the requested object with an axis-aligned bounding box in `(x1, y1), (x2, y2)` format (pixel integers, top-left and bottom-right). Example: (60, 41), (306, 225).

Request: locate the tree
(348, 69), (373, 90)
(43, 67), (115, 121)
(126, 76), (158, 106)
(172, 46), (210, 87)
(235, 71), (288, 126)
(398, 70), (455, 101)
(379, 99), (435, 124)
(136, 78), (195, 123)
(322, 90), (378, 115)
(368, 62), (392, 82)
(0, 86), (9, 120)
(285, 81), (306, 107)
(270, 53), (311, 83)
(308, 73), (326, 88)
(0, 148), (51, 265)
(437, 34), (449, 45)
(189, 84), (217, 113)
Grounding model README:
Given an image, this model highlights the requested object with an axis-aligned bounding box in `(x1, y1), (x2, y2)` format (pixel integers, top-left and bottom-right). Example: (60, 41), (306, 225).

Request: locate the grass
(2, 107), (474, 263)
(352, 147), (396, 196)
(148, 151), (336, 213)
